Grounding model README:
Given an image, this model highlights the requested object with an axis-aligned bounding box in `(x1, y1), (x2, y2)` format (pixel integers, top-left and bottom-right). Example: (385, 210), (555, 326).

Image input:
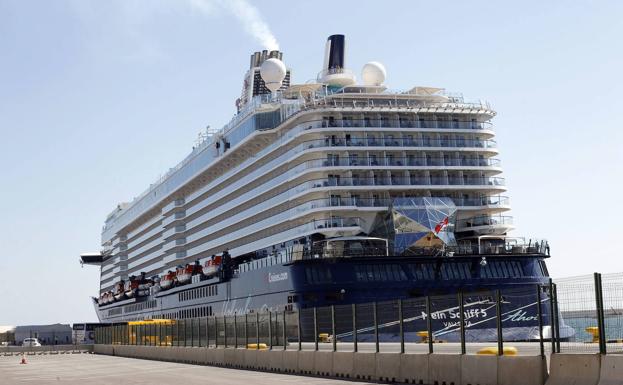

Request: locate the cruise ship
(81, 35), (565, 341)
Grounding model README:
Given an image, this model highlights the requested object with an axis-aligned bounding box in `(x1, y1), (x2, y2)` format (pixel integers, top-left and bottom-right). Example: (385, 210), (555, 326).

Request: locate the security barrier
(93, 345), (553, 384)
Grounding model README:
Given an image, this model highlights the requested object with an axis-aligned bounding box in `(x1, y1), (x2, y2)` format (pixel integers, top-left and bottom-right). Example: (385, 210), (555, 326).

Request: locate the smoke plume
(190, 0), (279, 51)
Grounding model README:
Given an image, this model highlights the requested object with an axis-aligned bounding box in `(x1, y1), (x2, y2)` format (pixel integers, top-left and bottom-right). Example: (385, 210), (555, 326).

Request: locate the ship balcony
(111, 244), (127, 255)
(456, 215), (514, 235)
(305, 175), (505, 189)
(162, 224), (186, 240)
(453, 196), (511, 212)
(113, 255), (128, 266)
(162, 210), (186, 228)
(301, 136), (497, 151)
(311, 156), (501, 169)
(179, 174), (506, 243)
(162, 237), (186, 253)
(196, 217), (364, 260)
(296, 196), (510, 213)
(304, 118), (493, 132)
(162, 250), (187, 265)
(162, 198), (186, 215)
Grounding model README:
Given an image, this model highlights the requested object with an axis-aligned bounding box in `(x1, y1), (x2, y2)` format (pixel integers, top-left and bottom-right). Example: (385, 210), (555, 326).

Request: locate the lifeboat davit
(160, 270), (176, 290)
(204, 255), (222, 277)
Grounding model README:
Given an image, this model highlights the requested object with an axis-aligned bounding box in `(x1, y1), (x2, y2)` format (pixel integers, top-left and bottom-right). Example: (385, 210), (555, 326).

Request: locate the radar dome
(260, 58), (287, 92)
(361, 61), (386, 86)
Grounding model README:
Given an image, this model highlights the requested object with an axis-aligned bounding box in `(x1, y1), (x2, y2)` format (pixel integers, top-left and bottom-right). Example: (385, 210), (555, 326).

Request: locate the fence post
(594, 273), (607, 355)
(313, 307), (318, 351)
(245, 313), (249, 349)
(268, 312), (273, 350)
(223, 315), (227, 348)
(458, 292), (466, 355)
(214, 317), (218, 348)
(536, 284), (545, 357)
(283, 311), (287, 351)
(426, 296), (433, 354)
(297, 309), (302, 351)
(352, 303), (358, 353)
(206, 316), (210, 348)
(331, 305), (337, 352)
(256, 312), (260, 348)
(553, 284), (561, 353)
(548, 278), (556, 354)
(373, 301), (379, 353)
(398, 299), (405, 354)
(495, 290), (504, 355)
(190, 319), (194, 347)
(234, 313), (238, 348)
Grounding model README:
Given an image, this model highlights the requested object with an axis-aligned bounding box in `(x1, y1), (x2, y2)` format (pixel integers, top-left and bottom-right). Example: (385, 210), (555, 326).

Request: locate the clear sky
(1, 0), (622, 326)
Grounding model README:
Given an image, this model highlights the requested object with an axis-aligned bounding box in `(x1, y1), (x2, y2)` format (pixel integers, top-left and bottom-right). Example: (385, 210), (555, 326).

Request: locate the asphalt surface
(0, 354), (375, 385)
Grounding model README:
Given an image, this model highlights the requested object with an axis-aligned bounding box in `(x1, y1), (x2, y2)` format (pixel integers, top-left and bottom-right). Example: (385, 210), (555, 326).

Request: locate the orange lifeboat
(113, 280), (126, 301)
(204, 255), (222, 278)
(124, 276), (139, 298)
(177, 264), (194, 285)
(160, 270), (176, 290)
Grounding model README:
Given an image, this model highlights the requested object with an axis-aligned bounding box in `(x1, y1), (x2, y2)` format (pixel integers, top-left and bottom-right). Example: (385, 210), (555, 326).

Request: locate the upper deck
(101, 86), (495, 244)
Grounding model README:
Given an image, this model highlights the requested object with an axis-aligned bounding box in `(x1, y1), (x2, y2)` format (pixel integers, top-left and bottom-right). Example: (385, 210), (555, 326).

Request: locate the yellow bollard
(246, 343), (268, 350)
(585, 327), (600, 343)
(318, 333), (330, 343)
(476, 346), (518, 356)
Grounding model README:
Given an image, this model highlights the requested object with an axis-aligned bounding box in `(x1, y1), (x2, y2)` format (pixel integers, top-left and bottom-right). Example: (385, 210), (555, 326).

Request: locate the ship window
(510, 261), (523, 277)
(480, 263), (491, 278)
(410, 263), (434, 280)
(499, 262), (510, 277)
(388, 265), (407, 281)
(538, 260), (549, 277)
(378, 265), (388, 281)
(365, 266), (375, 281)
(305, 266), (333, 284)
(355, 266), (366, 281)
(444, 265), (454, 279)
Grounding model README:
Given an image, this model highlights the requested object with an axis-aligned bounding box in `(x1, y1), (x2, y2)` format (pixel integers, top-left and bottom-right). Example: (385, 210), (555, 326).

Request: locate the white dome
(361, 61), (386, 86)
(260, 58), (287, 92)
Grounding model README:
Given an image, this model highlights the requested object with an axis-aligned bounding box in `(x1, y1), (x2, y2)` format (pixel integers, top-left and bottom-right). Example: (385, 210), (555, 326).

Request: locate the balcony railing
(316, 156), (500, 168)
(304, 176), (505, 188)
(303, 136), (496, 150)
(309, 118), (492, 131)
(456, 215), (514, 229)
(296, 196), (510, 212)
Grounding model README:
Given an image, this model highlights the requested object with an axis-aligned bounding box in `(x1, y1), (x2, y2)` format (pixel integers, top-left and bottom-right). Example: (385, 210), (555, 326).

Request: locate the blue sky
(1, 0), (622, 325)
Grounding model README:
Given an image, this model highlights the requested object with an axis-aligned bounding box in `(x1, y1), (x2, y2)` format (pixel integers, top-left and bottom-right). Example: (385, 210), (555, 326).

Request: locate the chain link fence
(555, 272), (623, 354)
(97, 283), (565, 356)
(94, 274), (623, 356)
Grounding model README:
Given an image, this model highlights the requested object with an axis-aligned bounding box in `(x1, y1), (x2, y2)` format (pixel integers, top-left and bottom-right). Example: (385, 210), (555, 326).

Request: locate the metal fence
(95, 273), (623, 356)
(555, 272), (623, 354)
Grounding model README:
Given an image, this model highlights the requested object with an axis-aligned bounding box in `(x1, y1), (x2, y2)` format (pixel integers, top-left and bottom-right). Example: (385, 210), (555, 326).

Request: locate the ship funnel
(318, 34), (356, 87)
(323, 34), (346, 71)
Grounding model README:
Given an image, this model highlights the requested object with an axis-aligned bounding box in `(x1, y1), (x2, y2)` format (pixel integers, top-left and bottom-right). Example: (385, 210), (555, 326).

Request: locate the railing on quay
(93, 284), (554, 356)
(94, 273), (623, 356)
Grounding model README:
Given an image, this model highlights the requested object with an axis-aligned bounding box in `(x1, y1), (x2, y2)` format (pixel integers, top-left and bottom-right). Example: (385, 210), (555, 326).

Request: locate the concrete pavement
(0, 354), (375, 385)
